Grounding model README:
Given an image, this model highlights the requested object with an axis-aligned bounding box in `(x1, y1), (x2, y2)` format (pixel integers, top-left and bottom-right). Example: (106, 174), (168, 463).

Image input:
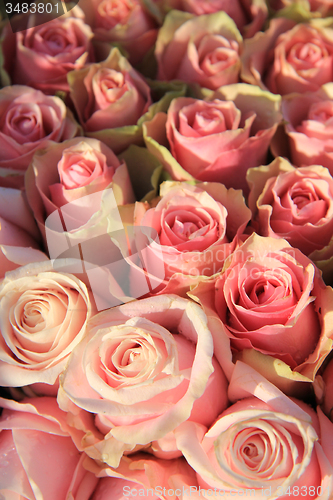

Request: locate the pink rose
(271, 84), (333, 175)
(0, 7), (94, 94)
(242, 17), (333, 95)
(133, 181), (250, 284)
(247, 158), (333, 260)
(0, 261), (92, 394)
(155, 10), (243, 90)
(0, 186), (48, 278)
(0, 396), (98, 500)
(25, 137), (134, 258)
(58, 295), (228, 467)
(0, 85), (80, 171)
(68, 47), (152, 153)
(144, 85), (282, 192)
(175, 362), (333, 499)
(159, 0), (267, 38)
(81, 0), (158, 65)
(191, 233), (333, 384)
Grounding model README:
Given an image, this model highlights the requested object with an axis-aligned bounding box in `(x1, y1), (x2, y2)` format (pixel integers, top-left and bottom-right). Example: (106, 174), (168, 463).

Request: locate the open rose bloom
(0, 261), (93, 395)
(175, 362), (333, 499)
(0, 85), (80, 171)
(132, 180), (251, 287)
(155, 10), (243, 90)
(242, 17), (333, 95)
(247, 157), (333, 282)
(143, 84), (282, 192)
(0, 6), (94, 94)
(191, 233), (333, 393)
(58, 295), (228, 467)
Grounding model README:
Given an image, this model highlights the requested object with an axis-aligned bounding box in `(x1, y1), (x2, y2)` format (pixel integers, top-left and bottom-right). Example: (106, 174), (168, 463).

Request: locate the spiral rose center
(289, 41), (326, 67)
(15, 116), (36, 135)
(23, 301), (46, 329)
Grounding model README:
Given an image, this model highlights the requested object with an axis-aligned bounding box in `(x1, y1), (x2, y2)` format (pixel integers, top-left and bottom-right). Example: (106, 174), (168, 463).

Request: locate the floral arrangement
(2, 0), (333, 498)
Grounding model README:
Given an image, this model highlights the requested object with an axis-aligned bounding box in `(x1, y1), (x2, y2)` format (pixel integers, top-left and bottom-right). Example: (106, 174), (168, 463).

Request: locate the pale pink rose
(271, 84), (333, 174)
(133, 181), (251, 283)
(0, 85), (81, 171)
(68, 48), (152, 141)
(25, 137), (134, 258)
(144, 88), (281, 192)
(155, 10), (243, 90)
(242, 17), (333, 95)
(162, 0), (267, 38)
(247, 159), (333, 257)
(58, 295), (229, 467)
(0, 186), (48, 278)
(0, 261), (93, 394)
(0, 7), (94, 94)
(175, 362), (333, 499)
(0, 396), (98, 500)
(80, 0), (158, 65)
(190, 233), (333, 381)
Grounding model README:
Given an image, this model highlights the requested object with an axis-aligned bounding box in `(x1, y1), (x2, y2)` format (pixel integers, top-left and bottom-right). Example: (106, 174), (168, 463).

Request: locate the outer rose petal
(58, 295), (228, 467)
(0, 397), (97, 500)
(0, 186), (45, 278)
(0, 261), (93, 391)
(82, 452), (196, 500)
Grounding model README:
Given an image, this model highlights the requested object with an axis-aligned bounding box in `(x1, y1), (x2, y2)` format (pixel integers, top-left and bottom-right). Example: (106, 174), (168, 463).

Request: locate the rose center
(14, 116), (36, 135)
(253, 281), (277, 304)
(22, 300), (49, 330)
(290, 41), (325, 65)
(171, 216), (206, 240)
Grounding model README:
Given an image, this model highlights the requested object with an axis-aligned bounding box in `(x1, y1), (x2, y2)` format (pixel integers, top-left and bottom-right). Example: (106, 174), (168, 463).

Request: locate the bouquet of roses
(1, 0), (333, 498)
